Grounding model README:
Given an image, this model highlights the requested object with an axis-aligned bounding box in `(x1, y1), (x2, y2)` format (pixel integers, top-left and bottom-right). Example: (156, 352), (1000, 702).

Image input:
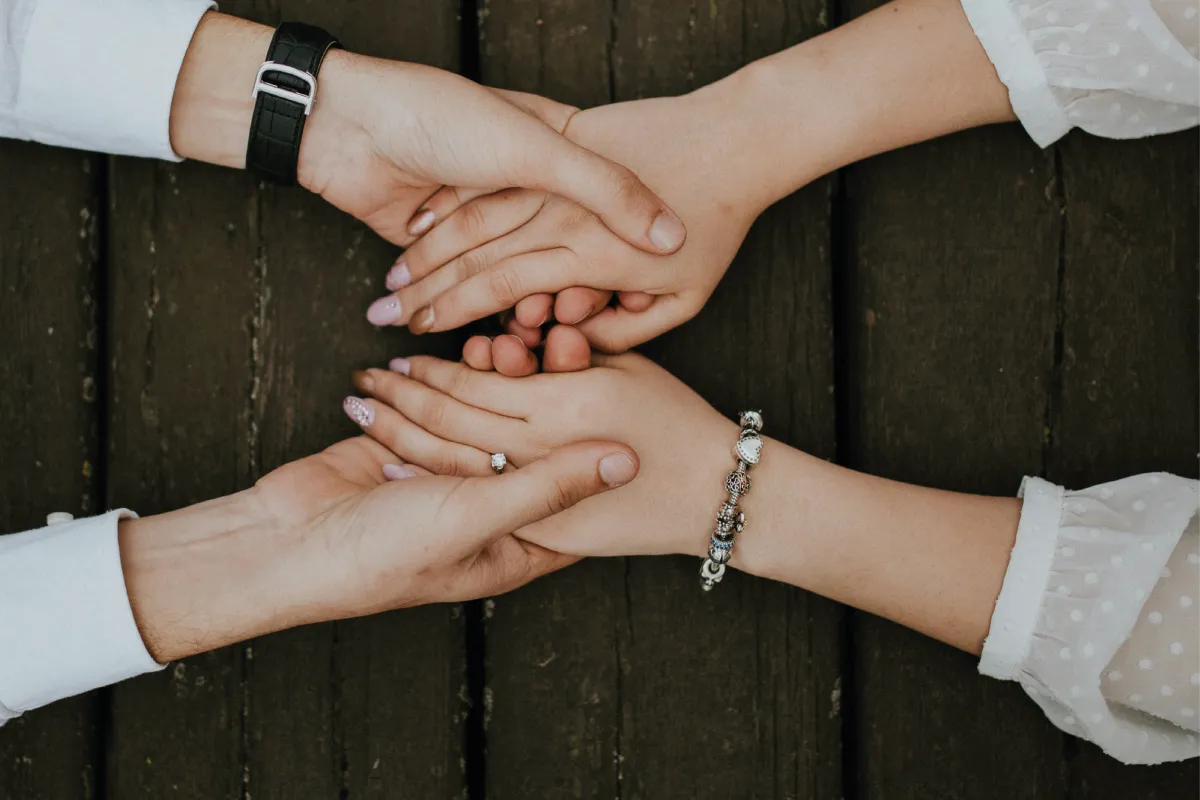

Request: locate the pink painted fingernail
(383, 463), (418, 480)
(389, 357), (410, 375)
(385, 257), (411, 291)
(648, 212), (685, 252)
(344, 396), (374, 428)
(366, 296), (402, 326)
(408, 209), (435, 236)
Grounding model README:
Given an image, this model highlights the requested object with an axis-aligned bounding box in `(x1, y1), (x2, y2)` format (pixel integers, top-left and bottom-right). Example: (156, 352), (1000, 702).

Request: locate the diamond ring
(490, 453), (507, 475)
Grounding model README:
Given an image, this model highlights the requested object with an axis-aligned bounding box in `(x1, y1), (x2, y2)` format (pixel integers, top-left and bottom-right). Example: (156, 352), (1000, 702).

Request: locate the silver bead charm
(725, 470), (751, 498)
(739, 410), (763, 433)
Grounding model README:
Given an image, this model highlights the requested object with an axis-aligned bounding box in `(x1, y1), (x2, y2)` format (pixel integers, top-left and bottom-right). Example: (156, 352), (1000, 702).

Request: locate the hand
(368, 86), (772, 351)
(343, 353), (740, 558)
(118, 434), (638, 662)
(168, 13), (686, 258)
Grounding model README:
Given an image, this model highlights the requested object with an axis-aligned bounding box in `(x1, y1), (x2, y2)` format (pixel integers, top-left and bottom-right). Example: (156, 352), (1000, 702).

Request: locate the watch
(245, 22), (341, 186)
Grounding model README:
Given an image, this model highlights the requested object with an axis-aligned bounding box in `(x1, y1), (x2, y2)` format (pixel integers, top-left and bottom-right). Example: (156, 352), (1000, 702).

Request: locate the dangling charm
(700, 558), (726, 590)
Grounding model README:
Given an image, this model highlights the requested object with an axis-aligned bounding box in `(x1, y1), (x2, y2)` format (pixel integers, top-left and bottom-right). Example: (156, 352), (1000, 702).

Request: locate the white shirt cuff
(958, 0), (1071, 148)
(0, 509), (164, 722)
(15, 0), (216, 160)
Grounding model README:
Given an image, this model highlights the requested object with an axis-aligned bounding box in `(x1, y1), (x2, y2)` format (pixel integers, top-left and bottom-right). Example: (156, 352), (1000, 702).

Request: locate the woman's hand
(169, 13), (685, 255)
(366, 85), (773, 352)
(119, 434), (638, 662)
(342, 353), (740, 558)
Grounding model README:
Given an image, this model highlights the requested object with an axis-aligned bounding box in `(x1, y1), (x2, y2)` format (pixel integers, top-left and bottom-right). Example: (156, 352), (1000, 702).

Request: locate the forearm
(118, 489), (293, 662)
(732, 444), (1020, 654)
(699, 0), (1015, 211)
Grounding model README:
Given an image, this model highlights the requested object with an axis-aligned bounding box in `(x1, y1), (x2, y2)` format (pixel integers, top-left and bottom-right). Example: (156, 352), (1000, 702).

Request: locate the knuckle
(459, 201), (489, 239)
(419, 394), (451, 431)
(487, 268), (524, 307)
(610, 167), (647, 207)
(458, 249), (490, 280)
(446, 363), (475, 398)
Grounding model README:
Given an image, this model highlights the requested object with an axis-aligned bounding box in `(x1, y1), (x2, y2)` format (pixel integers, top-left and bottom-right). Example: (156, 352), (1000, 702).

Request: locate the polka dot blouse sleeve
(959, 0), (1200, 146)
(980, 473), (1199, 764)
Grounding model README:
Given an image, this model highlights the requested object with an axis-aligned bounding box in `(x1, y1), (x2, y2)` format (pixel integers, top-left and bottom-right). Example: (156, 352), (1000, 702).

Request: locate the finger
(553, 287), (611, 325)
(503, 316), (543, 349)
(462, 336), (495, 371)
(458, 535), (580, 600)
(342, 396), (495, 477)
(491, 334), (539, 377)
(541, 324), (593, 373)
(520, 136), (687, 255)
(404, 186), (497, 242)
(402, 355), (530, 417)
(514, 293), (553, 328)
(490, 88), (580, 134)
(393, 189), (546, 290)
(575, 295), (689, 353)
(461, 441), (639, 541)
(381, 462), (434, 480)
(411, 248), (583, 335)
(617, 291), (655, 312)
(353, 368), (524, 455)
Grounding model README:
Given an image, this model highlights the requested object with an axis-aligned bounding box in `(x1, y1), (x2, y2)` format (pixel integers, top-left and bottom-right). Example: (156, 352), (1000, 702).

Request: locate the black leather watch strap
(246, 22), (340, 186)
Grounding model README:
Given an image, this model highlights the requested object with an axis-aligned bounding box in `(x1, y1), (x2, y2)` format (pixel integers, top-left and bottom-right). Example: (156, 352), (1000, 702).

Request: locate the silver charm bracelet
(700, 410), (764, 591)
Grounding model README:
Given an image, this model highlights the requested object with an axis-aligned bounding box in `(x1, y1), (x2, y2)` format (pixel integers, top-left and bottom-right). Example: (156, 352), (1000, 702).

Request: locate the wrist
(169, 12), (273, 167)
(118, 487), (289, 662)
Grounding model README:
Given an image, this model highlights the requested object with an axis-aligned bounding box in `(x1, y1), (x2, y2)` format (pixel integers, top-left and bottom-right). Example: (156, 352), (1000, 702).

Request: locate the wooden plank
(106, 2), (466, 797)
(1052, 130), (1199, 796)
(105, 154), (257, 799)
(480, 1), (842, 797)
(842, 122), (1069, 795)
(226, 2), (468, 798)
(0, 143), (104, 799)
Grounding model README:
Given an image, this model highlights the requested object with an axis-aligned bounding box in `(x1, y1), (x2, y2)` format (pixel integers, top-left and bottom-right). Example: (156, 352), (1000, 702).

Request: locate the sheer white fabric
(961, 0), (1200, 146)
(982, 474), (1200, 764)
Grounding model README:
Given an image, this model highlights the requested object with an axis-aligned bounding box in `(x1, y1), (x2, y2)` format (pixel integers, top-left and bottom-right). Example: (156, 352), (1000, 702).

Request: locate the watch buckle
(251, 62), (318, 116)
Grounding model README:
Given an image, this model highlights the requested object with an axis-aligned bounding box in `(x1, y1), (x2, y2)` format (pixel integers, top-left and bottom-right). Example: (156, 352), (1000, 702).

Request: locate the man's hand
(167, 12), (685, 261)
(117, 434), (638, 663)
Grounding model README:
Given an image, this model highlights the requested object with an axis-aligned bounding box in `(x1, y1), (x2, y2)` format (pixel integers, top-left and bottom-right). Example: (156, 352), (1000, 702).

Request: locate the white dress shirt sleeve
(0, 510), (164, 726)
(980, 473), (1200, 765)
(960, 0), (1200, 146)
(1, 0), (215, 160)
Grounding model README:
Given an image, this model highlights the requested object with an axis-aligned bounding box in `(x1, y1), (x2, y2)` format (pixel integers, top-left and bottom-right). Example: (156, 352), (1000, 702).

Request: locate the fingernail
(389, 357), (410, 375)
(385, 258), (411, 291)
(383, 463), (418, 480)
(598, 453), (637, 487)
(353, 369), (376, 392)
(366, 296), (403, 326)
(408, 209), (435, 236)
(409, 306), (435, 335)
(344, 396), (374, 428)
(648, 212), (685, 253)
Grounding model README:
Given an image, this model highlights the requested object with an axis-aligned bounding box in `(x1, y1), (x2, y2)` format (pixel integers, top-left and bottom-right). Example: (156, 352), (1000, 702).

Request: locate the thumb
(467, 442), (639, 542)
(521, 134), (687, 256)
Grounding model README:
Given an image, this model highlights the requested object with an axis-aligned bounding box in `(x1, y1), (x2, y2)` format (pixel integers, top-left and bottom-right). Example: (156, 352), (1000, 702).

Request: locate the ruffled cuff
(958, 0), (1070, 147)
(980, 473), (1200, 764)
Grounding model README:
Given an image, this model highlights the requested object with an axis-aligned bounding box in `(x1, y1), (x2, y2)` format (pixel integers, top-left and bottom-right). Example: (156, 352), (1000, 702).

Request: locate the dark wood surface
(0, 1), (1196, 798)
